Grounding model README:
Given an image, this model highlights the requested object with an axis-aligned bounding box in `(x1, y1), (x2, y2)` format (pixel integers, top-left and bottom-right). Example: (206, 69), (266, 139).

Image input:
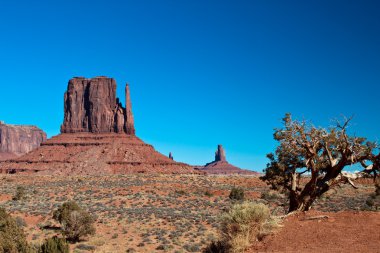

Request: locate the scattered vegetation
(0, 174), (375, 252)
(53, 201), (96, 242)
(0, 207), (31, 253)
(204, 190), (214, 197)
(13, 185), (27, 201)
(229, 187), (244, 201)
(38, 236), (69, 253)
(363, 184), (380, 210)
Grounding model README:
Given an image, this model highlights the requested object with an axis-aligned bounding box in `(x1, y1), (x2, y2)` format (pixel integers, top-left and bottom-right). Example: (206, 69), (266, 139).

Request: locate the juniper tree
(261, 114), (379, 212)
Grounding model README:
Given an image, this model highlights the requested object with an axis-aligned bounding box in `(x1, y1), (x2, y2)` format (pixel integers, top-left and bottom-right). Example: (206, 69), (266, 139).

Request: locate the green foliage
(53, 201), (96, 242)
(0, 208), (32, 253)
(13, 186), (27, 201)
(38, 236), (69, 253)
(229, 187), (244, 201)
(53, 201), (81, 224)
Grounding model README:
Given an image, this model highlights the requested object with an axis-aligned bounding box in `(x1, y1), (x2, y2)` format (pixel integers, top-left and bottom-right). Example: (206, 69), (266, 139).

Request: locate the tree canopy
(261, 113), (379, 212)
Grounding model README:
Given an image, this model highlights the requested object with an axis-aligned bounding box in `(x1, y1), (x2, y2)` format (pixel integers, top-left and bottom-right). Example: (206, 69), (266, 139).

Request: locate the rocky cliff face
(215, 144), (226, 162)
(0, 122), (46, 160)
(60, 77), (135, 134)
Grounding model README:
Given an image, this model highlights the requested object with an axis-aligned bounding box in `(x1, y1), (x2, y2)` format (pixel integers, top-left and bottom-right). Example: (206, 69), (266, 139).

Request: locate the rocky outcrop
(0, 133), (197, 175)
(0, 122), (46, 161)
(0, 76), (198, 175)
(196, 144), (258, 175)
(61, 77), (135, 134)
(215, 144), (226, 162)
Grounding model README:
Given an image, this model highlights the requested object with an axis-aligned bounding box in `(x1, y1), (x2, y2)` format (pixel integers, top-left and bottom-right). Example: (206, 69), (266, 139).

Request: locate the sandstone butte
(195, 144), (258, 175)
(0, 76), (196, 175)
(0, 122), (46, 161)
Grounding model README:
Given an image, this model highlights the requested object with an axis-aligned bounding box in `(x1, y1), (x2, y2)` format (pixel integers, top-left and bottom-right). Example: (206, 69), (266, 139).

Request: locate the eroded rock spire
(125, 83), (135, 135)
(215, 144), (226, 162)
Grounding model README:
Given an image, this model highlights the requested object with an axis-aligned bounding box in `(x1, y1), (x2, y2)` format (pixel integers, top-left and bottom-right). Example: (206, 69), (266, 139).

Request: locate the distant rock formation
(196, 145), (258, 175)
(215, 144), (226, 162)
(0, 122), (46, 161)
(169, 152), (174, 160)
(61, 77), (135, 134)
(0, 76), (198, 175)
(125, 84), (135, 135)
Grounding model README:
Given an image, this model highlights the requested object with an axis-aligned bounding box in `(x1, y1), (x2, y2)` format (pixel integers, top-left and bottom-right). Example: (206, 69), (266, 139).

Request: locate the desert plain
(1, 174), (379, 253)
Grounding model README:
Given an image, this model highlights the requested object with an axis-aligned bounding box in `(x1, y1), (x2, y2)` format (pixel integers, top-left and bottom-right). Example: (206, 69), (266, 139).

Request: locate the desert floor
(0, 174), (378, 253)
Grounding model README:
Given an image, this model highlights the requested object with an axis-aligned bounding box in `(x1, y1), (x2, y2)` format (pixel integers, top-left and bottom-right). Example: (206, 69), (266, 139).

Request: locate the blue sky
(0, 0), (379, 171)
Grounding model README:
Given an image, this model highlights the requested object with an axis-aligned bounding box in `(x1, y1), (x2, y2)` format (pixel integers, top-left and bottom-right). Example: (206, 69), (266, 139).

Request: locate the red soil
(0, 152), (18, 161)
(252, 210), (380, 253)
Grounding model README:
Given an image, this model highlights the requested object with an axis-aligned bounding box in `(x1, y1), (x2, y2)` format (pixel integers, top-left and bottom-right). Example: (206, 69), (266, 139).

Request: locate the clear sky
(0, 0), (379, 172)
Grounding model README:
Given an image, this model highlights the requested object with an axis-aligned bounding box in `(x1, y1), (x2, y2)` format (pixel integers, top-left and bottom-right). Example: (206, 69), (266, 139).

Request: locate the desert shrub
(206, 202), (277, 253)
(183, 243), (201, 252)
(175, 190), (186, 195)
(229, 187), (244, 201)
(13, 186), (27, 201)
(204, 191), (214, 197)
(202, 240), (231, 253)
(260, 190), (284, 201)
(15, 216), (27, 227)
(53, 201), (96, 242)
(0, 208), (32, 252)
(38, 236), (69, 253)
(76, 244), (95, 251)
(363, 184), (380, 210)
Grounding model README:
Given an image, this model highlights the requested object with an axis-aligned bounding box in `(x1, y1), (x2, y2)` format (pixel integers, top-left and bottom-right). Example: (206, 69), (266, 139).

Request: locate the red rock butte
(196, 145), (258, 175)
(0, 122), (46, 161)
(0, 76), (195, 175)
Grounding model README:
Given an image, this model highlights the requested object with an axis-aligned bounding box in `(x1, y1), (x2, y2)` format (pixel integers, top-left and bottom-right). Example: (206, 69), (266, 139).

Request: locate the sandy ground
(0, 174), (378, 252)
(252, 210), (380, 253)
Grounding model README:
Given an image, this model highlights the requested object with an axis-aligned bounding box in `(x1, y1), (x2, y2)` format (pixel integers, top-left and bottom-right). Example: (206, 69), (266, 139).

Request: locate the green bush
(13, 186), (27, 201)
(53, 201), (96, 242)
(0, 208), (32, 252)
(229, 187), (244, 201)
(38, 236), (69, 253)
(205, 202), (277, 253)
